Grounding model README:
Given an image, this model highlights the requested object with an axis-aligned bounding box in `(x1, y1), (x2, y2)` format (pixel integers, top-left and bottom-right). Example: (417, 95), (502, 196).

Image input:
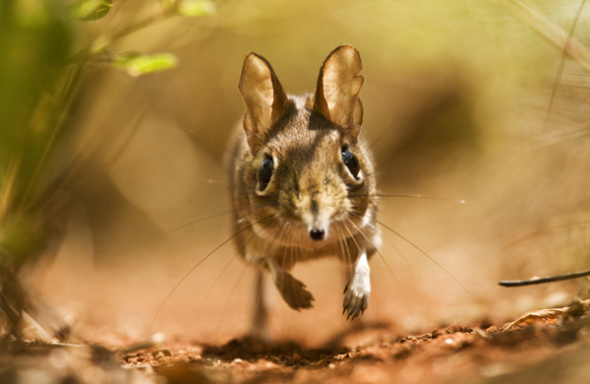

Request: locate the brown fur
(229, 45), (380, 338)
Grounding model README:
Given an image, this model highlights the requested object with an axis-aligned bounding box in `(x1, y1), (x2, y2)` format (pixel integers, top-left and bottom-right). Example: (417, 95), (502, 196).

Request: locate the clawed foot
(342, 252), (371, 321)
(342, 281), (369, 320)
(273, 269), (314, 310)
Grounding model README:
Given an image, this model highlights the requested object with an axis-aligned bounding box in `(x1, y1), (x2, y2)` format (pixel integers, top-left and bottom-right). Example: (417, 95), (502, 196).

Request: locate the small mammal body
(229, 44), (381, 338)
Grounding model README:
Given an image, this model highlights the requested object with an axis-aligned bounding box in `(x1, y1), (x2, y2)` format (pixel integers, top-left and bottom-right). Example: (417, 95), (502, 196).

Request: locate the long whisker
(271, 221), (288, 298)
(118, 210), (233, 262)
(369, 94), (411, 147)
(346, 218), (414, 319)
(199, 249), (240, 319)
(376, 219), (479, 306)
(363, 208), (411, 268)
(196, 217), (276, 322)
(341, 220), (360, 260)
(124, 203), (280, 261)
(498, 220), (590, 253)
(277, 222), (293, 328)
(215, 213), (283, 341)
(340, 226), (353, 271)
(340, 221), (358, 281)
(149, 213), (276, 329)
(376, 208), (435, 266)
(214, 252), (254, 342)
(336, 233), (348, 275)
(374, 193), (468, 205)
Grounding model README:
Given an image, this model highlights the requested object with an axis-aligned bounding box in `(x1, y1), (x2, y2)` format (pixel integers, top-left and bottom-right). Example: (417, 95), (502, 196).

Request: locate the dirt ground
(2, 300), (590, 384)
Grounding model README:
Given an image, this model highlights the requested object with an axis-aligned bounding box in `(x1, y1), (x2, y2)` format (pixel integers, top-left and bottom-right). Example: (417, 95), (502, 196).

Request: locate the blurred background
(3, 0), (590, 346)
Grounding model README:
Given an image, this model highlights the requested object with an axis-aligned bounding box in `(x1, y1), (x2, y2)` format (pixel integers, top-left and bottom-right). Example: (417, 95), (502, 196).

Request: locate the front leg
(343, 250), (371, 320)
(268, 259), (314, 311)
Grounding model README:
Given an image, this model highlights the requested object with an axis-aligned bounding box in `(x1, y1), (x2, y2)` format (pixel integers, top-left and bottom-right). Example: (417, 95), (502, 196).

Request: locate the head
(238, 45), (376, 247)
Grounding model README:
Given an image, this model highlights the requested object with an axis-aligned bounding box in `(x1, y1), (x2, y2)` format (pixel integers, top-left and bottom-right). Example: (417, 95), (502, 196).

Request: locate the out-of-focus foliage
(0, 0), (73, 266)
(0, 0), (213, 338)
(0, 0), (214, 266)
(70, 0), (113, 21)
(172, 0), (216, 17)
(114, 52), (178, 77)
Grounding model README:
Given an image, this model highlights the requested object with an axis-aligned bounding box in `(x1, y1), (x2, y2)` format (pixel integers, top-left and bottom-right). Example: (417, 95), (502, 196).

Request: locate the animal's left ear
(238, 52), (288, 154)
(313, 44), (364, 139)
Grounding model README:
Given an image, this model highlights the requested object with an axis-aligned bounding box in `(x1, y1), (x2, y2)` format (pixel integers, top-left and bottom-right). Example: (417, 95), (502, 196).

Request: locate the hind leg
(249, 268), (271, 342)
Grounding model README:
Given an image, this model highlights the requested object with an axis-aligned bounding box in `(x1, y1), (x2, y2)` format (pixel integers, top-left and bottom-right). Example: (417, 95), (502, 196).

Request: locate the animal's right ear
(238, 52), (288, 153)
(313, 45), (364, 140)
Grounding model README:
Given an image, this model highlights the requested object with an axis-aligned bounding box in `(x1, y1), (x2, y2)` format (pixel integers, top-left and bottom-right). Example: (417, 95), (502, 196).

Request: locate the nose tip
(309, 228), (325, 241)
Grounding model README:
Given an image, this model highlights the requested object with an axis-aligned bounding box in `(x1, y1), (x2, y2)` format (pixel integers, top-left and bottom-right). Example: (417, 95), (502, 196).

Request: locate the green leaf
(114, 53), (178, 77)
(177, 0), (215, 17)
(70, 0), (113, 21)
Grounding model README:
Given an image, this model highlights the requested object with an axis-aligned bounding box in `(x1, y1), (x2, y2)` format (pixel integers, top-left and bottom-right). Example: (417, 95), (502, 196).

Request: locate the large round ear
(238, 52), (288, 154)
(313, 44), (364, 139)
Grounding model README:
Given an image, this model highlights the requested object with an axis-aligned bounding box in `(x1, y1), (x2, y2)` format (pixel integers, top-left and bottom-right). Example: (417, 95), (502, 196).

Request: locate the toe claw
(342, 280), (369, 321)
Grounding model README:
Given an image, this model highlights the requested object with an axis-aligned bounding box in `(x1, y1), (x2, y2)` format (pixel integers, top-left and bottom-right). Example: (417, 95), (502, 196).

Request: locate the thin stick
(499, 269), (590, 287)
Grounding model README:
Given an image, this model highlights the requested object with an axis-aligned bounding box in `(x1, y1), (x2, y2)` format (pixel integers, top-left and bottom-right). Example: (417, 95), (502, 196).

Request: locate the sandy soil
(2, 301), (590, 384)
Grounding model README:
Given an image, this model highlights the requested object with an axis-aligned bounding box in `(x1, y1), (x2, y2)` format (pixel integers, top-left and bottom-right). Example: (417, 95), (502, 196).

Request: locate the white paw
(342, 252), (371, 320)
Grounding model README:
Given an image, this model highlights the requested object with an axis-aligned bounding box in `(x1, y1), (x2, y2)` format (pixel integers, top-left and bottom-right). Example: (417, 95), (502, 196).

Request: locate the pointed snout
(294, 176), (337, 242)
(307, 195), (331, 241)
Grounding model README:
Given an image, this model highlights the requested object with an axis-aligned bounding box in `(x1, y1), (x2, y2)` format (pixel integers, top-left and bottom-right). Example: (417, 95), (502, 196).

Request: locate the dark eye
(257, 155), (274, 191)
(342, 148), (360, 179)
